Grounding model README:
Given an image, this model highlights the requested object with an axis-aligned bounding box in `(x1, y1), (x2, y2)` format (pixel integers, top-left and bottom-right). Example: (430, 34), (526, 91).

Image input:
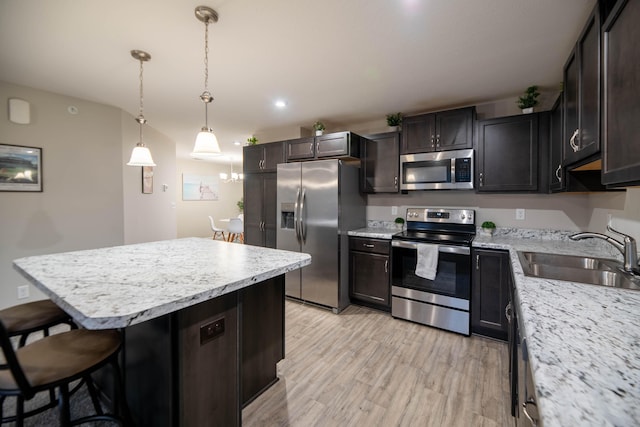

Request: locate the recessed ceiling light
(274, 100), (287, 108)
(233, 141), (241, 146)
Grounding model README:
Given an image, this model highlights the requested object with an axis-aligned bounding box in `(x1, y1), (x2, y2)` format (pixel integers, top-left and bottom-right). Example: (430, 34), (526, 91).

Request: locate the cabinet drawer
(349, 237), (390, 255)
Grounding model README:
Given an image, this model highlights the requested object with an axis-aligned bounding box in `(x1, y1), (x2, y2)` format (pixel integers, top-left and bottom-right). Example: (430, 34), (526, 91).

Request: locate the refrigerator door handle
(300, 187), (307, 244)
(294, 187), (301, 242)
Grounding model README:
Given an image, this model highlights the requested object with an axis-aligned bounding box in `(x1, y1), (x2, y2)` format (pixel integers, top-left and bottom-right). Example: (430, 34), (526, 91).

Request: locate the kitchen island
(13, 237), (311, 426)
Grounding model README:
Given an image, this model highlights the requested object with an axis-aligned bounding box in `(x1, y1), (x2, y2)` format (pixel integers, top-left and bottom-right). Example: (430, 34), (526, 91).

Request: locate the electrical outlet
(391, 206), (398, 215)
(17, 285), (29, 299)
(516, 209), (526, 220)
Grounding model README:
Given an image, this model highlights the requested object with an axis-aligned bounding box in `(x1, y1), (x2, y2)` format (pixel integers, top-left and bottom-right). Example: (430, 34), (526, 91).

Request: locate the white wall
(122, 110), (177, 244)
(176, 158), (244, 238)
(0, 82), (125, 308)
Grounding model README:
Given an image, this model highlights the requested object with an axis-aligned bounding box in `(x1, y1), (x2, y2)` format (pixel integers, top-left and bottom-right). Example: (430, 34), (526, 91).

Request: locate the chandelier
(220, 160), (243, 183)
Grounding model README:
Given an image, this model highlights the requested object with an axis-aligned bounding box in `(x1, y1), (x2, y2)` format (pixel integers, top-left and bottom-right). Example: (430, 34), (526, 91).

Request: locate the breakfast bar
(13, 237), (311, 426)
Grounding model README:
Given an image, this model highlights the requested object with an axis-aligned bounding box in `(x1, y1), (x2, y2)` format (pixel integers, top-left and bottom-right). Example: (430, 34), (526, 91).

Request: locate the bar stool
(0, 321), (129, 426)
(0, 299), (75, 349)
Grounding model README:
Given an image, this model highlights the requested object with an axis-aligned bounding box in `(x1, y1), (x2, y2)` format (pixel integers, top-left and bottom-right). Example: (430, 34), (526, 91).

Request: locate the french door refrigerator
(277, 159), (366, 312)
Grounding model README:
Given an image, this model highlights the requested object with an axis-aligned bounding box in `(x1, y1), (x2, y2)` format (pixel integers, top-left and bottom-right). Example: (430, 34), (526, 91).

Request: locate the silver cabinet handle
(479, 172), (484, 187)
(569, 128), (579, 152)
(505, 301), (512, 322)
(394, 176), (398, 188)
(316, 142), (320, 154)
(363, 244), (375, 248)
(436, 134), (440, 148)
(430, 135), (435, 148)
(309, 142), (314, 156)
(555, 164), (562, 183)
(476, 254), (480, 270)
(385, 259), (389, 273)
(522, 400), (538, 426)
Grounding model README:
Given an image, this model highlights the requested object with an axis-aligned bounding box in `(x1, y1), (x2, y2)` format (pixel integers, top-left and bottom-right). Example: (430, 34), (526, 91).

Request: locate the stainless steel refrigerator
(277, 159), (366, 312)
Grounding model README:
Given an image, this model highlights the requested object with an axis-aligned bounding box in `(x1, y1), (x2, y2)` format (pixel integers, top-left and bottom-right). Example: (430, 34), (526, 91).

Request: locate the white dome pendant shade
(191, 6), (222, 159)
(127, 50), (156, 167)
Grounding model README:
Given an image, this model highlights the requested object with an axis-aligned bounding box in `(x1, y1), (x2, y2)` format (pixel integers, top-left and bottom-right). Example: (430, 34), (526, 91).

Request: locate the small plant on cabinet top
(312, 121), (326, 131)
(247, 136), (258, 145)
(386, 113), (402, 127)
(517, 85), (540, 110)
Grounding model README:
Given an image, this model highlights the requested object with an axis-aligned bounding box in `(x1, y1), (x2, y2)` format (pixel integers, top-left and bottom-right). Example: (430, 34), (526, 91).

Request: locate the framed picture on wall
(0, 144), (42, 192)
(142, 166), (153, 194)
(182, 174), (219, 201)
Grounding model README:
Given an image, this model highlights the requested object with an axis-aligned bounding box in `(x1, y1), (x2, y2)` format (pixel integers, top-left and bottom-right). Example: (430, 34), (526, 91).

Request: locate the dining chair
(0, 320), (129, 426)
(237, 213), (244, 221)
(208, 216), (226, 241)
(227, 218), (244, 244)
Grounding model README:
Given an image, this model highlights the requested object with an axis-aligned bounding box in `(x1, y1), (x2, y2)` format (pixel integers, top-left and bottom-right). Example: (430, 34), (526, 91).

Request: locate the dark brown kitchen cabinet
(563, 4), (601, 167)
(243, 141), (284, 173)
(549, 94), (565, 192)
(472, 248), (511, 341)
(243, 173), (277, 248)
(476, 113), (549, 193)
(602, 0), (640, 186)
(349, 237), (391, 311)
(285, 132), (361, 162)
(401, 106), (474, 154)
(361, 131), (400, 193)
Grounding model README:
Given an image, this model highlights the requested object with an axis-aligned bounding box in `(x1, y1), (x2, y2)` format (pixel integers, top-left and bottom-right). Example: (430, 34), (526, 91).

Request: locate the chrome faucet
(570, 224), (639, 273)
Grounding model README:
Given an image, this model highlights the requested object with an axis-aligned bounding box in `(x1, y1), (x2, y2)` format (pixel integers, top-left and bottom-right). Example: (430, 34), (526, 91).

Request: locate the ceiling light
(220, 160), (243, 183)
(191, 6), (221, 159)
(233, 141), (241, 146)
(127, 50), (156, 167)
(275, 100), (287, 108)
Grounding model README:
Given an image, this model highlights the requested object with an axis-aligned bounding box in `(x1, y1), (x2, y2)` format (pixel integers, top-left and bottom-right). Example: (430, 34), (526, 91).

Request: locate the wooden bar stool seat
(0, 323), (129, 426)
(0, 300), (76, 348)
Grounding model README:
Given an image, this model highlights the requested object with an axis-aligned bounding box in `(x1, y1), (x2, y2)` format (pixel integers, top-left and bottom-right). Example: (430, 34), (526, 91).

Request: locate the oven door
(391, 240), (471, 302)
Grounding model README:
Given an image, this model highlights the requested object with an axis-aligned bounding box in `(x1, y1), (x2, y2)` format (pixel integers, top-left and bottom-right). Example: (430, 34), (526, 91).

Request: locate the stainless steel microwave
(400, 149), (474, 190)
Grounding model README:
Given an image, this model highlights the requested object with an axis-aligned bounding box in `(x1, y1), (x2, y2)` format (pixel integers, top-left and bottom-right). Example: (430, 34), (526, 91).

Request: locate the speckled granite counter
(347, 227), (400, 240)
(474, 231), (640, 427)
(13, 237), (311, 329)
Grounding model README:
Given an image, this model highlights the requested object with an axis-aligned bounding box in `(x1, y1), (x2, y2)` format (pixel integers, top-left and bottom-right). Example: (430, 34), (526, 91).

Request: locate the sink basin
(518, 251), (640, 290)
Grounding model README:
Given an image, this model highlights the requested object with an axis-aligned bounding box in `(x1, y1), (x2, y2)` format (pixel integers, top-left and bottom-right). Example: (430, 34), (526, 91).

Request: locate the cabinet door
(476, 114), (539, 192)
(549, 95), (565, 192)
(243, 145), (265, 174)
(349, 251), (390, 308)
(262, 142), (284, 172)
(361, 132), (400, 193)
(471, 249), (510, 341)
(316, 132), (352, 158)
(263, 173), (278, 248)
(401, 113), (436, 154)
(602, 0), (640, 186)
(436, 107), (474, 151)
(243, 174), (264, 246)
(563, 50), (579, 164)
(285, 137), (315, 161)
(564, 6), (601, 165)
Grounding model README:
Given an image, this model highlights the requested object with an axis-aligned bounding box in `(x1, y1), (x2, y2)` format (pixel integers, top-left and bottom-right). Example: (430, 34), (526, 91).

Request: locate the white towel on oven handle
(415, 243), (439, 280)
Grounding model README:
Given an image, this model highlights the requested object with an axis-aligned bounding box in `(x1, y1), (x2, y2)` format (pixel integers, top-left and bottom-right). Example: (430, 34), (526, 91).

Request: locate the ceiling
(0, 0), (596, 163)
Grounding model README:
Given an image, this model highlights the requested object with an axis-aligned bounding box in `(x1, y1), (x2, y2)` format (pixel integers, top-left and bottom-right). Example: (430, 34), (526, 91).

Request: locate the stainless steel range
(391, 207), (475, 335)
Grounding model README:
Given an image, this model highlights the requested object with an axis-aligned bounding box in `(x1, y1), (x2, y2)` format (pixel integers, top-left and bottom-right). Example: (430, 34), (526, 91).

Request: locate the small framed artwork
(0, 144), (42, 192)
(182, 174), (219, 201)
(142, 166), (153, 194)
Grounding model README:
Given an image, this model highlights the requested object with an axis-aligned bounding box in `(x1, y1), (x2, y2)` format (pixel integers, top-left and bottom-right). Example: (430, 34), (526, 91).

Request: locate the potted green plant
(481, 221), (496, 236)
(394, 217), (405, 229)
(386, 113), (402, 131)
(312, 121), (326, 136)
(237, 197), (244, 212)
(247, 136), (258, 145)
(517, 85), (540, 114)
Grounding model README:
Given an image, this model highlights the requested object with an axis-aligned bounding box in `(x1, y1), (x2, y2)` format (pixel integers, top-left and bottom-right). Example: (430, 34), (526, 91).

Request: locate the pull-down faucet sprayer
(570, 223), (639, 274)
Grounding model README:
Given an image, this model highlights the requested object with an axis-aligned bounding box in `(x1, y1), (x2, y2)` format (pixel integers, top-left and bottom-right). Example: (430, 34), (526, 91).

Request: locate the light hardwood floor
(243, 301), (512, 427)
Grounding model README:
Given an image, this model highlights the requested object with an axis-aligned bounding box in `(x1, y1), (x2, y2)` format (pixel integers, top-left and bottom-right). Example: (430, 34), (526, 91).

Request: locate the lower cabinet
(349, 237), (391, 310)
(471, 248), (511, 341)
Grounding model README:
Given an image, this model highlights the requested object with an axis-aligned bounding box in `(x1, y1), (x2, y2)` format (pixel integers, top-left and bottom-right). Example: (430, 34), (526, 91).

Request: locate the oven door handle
(391, 240), (470, 255)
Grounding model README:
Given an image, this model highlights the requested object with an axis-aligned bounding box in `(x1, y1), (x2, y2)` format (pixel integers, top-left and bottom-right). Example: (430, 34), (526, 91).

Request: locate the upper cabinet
(602, 0), (640, 186)
(476, 113), (549, 193)
(563, 5), (601, 166)
(285, 132), (361, 162)
(549, 95), (565, 192)
(361, 132), (400, 193)
(243, 141), (284, 173)
(401, 107), (474, 154)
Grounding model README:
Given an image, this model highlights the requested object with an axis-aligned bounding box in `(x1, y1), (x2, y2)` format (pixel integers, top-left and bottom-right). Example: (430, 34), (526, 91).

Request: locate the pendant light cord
(138, 58), (145, 141)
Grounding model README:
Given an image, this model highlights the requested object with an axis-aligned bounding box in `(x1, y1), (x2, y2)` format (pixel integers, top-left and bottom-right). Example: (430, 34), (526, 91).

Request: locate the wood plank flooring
(243, 301), (512, 427)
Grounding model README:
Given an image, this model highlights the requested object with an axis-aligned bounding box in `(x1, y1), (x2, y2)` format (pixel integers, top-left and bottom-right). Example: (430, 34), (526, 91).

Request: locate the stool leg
(84, 375), (104, 415)
(16, 395), (25, 427)
(58, 384), (71, 427)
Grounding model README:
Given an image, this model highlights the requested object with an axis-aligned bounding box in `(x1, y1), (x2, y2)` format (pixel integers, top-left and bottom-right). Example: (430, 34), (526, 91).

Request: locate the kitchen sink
(518, 251), (640, 290)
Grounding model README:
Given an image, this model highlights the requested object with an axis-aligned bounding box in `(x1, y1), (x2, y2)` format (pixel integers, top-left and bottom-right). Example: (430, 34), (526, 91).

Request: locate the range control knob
(460, 213), (466, 220)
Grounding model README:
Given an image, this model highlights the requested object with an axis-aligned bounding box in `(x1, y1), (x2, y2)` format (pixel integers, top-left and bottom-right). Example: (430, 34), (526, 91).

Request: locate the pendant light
(191, 6), (221, 159)
(127, 50), (156, 167)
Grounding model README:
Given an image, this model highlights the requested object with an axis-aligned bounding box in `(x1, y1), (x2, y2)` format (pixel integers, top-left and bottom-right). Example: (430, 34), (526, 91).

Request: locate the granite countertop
(13, 238), (311, 330)
(473, 231), (640, 426)
(347, 227), (400, 240)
